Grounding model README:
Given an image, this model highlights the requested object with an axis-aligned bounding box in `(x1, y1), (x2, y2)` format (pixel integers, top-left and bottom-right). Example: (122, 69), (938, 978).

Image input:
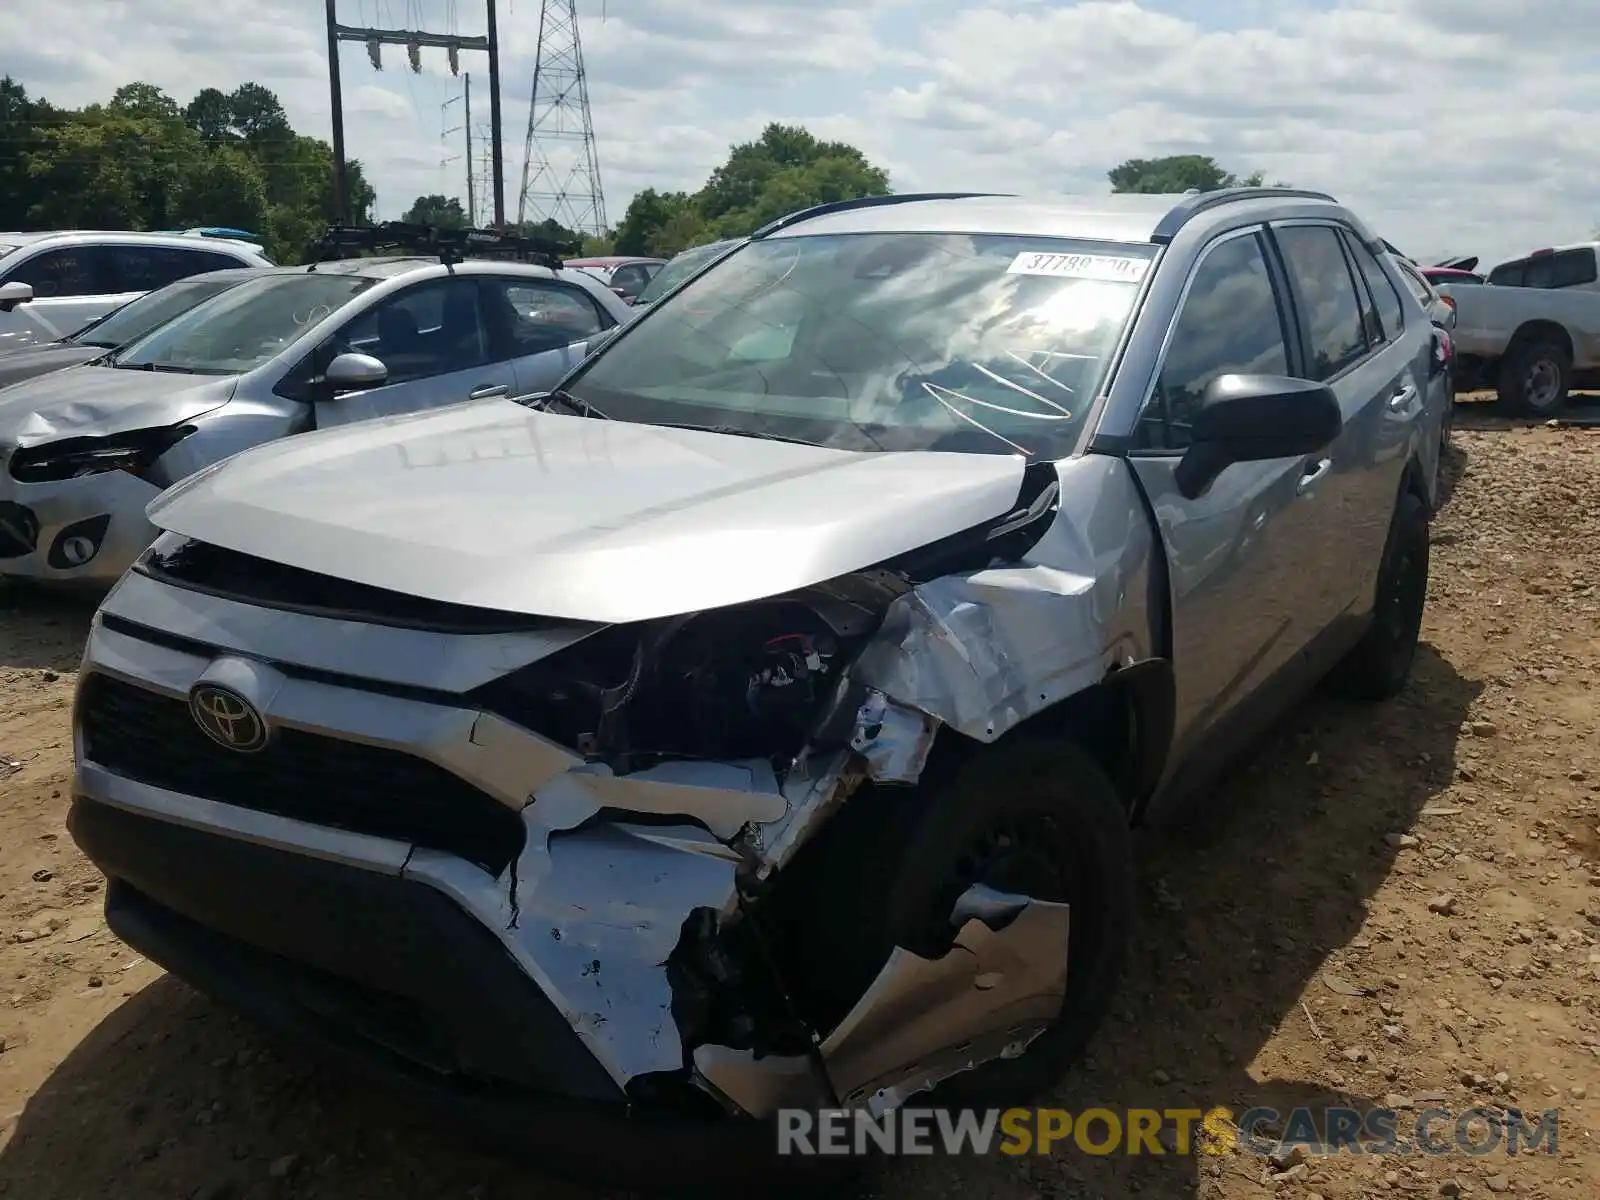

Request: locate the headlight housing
(7, 425), (196, 484)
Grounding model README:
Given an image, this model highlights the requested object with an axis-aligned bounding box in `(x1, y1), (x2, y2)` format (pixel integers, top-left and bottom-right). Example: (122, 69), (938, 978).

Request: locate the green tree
(14, 80), (373, 261)
(1108, 155), (1270, 193)
(402, 194), (469, 228)
(611, 124), (891, 258)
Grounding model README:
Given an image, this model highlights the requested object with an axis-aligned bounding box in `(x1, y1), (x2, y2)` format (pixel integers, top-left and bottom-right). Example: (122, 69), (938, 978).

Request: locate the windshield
(68, 274), (246, 348)
(112, 273), (375, 374)
(561, 232), (1155, 456)
(635, 242), (733, 304)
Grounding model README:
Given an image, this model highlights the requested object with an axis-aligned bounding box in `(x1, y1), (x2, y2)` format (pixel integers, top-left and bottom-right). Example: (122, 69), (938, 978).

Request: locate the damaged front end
(383, 455), (1155, 1123)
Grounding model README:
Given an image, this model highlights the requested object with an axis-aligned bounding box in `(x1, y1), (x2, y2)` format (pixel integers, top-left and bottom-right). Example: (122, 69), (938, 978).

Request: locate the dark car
(0, 268), (262, 390)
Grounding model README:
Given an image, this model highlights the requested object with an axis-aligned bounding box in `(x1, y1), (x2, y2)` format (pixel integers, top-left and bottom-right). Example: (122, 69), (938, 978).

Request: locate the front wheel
(878, 738), (1136, 1105)
(1325, 490), (1430, 702)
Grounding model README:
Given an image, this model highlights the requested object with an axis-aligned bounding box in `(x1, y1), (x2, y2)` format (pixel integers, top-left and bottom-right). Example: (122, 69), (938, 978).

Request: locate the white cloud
(1, 0), (1595, 264)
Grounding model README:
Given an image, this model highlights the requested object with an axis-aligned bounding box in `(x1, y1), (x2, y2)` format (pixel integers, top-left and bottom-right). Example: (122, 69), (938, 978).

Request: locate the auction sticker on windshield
(1005, 252), (1150, 282)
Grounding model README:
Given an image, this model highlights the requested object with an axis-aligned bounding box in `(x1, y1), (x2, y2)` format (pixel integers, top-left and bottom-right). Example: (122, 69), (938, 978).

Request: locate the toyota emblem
(188, 684), (270, 753)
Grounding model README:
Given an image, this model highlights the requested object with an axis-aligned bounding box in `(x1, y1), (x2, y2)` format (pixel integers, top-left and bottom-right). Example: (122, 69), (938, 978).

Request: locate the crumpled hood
(149, 399), (1030, 623)
(0, 366), (238, 449)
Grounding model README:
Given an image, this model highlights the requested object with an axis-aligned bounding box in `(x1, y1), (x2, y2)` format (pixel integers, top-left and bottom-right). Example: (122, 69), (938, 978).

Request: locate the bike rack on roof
(1148, 187), (1338, 244)
(749, 192), (1016, 240)
(304, 221), (577, 270)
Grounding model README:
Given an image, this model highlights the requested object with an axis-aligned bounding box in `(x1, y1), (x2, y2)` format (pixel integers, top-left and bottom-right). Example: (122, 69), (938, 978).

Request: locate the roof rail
(1149, 186), (1338, 244)
(749, 192), (1014, 240)
(304, 221), (577, 270)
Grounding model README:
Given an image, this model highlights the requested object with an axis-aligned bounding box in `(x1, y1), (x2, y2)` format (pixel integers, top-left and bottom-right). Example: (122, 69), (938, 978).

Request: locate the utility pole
(325, 0), (348, 222)
(323, 0), (504, 227)
(463, 75), (474, 227)
(485, 1), (506, 229)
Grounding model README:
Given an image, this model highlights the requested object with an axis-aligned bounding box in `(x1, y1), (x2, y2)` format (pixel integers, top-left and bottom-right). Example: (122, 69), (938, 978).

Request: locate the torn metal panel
(405, 813), (745, 1090)
(820, 884), (1069, 1110)
(853, 456), (1157, 741)
(849, 689), (939, 784)
(693, 884), (1071, 1118)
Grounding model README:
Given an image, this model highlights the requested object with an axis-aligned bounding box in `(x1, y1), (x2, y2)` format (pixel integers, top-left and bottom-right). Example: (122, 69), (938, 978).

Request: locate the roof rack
(749, 192), (1014, 240)
(304, 221), (577, 270)
(1149, 187), (1338, 244)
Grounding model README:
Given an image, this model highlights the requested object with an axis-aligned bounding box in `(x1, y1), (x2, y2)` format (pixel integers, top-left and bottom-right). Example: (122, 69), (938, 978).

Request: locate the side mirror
(583, 327), (619, 356)
(324, 351), (388, 391)
(0, 281), (34, 312)
(1174, 374), (1342, 500)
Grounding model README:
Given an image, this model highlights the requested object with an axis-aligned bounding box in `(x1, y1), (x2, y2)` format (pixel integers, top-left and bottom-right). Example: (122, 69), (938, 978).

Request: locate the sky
(4, 0), (1597, 268)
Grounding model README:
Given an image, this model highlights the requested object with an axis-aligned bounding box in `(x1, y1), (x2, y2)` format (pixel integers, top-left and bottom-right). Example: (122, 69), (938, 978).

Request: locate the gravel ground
(0, 400), (1596, 1200)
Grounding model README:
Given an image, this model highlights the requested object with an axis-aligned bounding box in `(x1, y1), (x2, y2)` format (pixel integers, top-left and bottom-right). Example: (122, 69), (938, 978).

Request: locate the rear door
(478, 275), (616, 394)
(312, 275), (516, 427)
(1266, 220), (1421, 629)
(0, 244), (122, 339)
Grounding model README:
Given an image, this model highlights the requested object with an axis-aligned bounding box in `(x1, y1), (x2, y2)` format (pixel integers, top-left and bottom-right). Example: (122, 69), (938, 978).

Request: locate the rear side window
(3, 246), (117, 297)
(111, 246), (252, 292)
(1274, 224), (1368, 381)
(1342, 233), (1406, 340)
(1396, 262), (1435, 307)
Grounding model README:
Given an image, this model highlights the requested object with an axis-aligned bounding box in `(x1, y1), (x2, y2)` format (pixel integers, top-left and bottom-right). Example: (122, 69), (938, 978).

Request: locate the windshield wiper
(650, 421), (819, 446)
(75, 339), (117, 349)
(524, 388), (609, 419)
(113, 361), (199, 374)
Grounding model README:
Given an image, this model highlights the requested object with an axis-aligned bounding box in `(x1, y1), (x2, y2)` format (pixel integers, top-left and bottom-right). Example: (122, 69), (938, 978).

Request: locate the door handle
(468, 384), (509, 400)
(1388, 384), (1418, 412)
(1296, 457), (1332, 495)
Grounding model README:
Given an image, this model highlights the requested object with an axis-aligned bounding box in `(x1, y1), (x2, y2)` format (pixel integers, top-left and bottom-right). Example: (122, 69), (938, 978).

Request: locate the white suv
(0, 230), (274, 349)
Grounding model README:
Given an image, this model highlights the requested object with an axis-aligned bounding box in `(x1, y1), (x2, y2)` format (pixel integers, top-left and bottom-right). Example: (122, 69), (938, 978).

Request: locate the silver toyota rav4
(68, 189), (1447, 1188)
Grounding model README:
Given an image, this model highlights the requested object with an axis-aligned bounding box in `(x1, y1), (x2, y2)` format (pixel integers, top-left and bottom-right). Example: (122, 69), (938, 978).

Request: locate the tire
(1325, 490), (1430, 702)
(876, 737), (1136, 1106)
(1495, 338), (1571, 416)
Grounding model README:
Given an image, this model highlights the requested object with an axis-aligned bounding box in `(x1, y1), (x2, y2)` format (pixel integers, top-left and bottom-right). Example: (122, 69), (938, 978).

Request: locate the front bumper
(0, 465), (160, 584)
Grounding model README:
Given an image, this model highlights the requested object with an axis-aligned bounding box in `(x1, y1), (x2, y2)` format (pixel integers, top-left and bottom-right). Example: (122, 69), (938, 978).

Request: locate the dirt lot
(0, 403), (1597, 1200)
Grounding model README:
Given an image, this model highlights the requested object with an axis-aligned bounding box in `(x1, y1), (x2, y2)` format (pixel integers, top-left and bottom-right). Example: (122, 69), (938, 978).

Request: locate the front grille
(79, 673), (525, 875)
(0, 500), (38, 557)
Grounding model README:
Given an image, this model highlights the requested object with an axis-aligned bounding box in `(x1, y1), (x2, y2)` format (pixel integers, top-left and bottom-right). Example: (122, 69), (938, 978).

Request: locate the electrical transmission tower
(516, 0), (607, 236)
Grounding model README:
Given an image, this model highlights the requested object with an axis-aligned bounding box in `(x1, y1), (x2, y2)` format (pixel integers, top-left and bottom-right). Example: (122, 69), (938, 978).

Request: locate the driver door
(314, 276), (516, 427)
(1123, 227), (1339, 769)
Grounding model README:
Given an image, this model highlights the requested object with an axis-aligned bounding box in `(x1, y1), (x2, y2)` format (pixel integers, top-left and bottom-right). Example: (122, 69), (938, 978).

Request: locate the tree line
(0, 77), (376, 264)
(1, 75), (1281, 267)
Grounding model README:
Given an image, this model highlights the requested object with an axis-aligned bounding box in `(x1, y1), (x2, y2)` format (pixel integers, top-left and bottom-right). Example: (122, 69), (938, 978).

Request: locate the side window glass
(1142, 232), (1290, 452)
(1397, 264), (1432, 307)
(5, 247), (113, 297)
(110, 246), (199, 292)
(1551, 250), (1597, 289)
(1488, 261), (1525, 287)
(1343, 233), (1405, 340)
(1275, 225), (1368, 381)
(611, 265), (648, 299)
(1523, 256), (1554, 289)
(336, 278), (487, 385)
(481, 279), (605, 361)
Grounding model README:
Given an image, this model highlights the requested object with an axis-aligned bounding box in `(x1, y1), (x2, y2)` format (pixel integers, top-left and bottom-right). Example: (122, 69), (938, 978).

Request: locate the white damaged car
(0, 235), (632, 585)
(67, 190), (1445, 1188)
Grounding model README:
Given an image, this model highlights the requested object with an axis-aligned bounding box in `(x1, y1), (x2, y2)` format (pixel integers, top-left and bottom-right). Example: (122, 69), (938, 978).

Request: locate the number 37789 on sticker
(1005, 251), (1150, 282)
